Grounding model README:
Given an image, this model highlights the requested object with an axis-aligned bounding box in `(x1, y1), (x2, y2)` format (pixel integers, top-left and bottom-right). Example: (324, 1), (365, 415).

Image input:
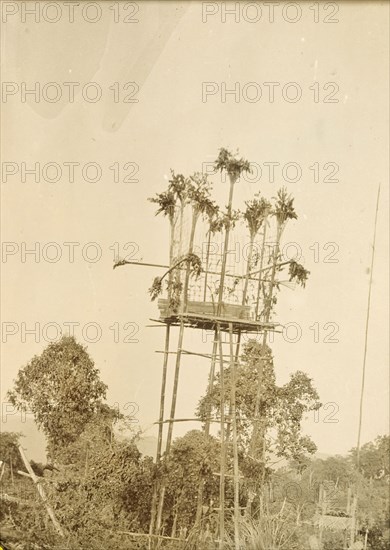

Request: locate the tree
(162, 430), (221, 536)
(7, 336), (108, 458)
(350, 435), (390, 479)
(0, 431), (24, 472)
(198, 340), (321, 476)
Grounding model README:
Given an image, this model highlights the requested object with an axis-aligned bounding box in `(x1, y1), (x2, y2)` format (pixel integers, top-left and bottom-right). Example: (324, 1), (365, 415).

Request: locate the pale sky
(1, 1), (389, 459)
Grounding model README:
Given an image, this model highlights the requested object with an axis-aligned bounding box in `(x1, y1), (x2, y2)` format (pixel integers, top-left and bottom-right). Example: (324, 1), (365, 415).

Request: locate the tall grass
(224, 500), (301, 550)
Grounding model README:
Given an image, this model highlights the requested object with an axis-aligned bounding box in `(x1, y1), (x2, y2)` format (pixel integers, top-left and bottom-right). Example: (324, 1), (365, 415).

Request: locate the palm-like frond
(215, 147), (251, 179)
(244, 194), (272, 237)
(273, 188), (298, 224)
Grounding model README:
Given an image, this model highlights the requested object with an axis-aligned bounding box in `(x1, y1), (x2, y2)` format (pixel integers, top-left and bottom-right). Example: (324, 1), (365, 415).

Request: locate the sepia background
(1, 1), (389, 462)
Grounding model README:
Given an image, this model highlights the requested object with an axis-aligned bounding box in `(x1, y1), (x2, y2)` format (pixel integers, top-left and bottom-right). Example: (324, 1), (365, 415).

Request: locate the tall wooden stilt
(150, 324), (171, 540)
(156, 325), (172, 461)
(216, 173), (236, 316)
(156, 206), (200, 538)
(155, 321), (185, 537)
(254, 219), (269, 320)
(227, 330), (241, 444)
(249, 220), (282, 464)
(195, 329), (218, 526)
(203, 229), (212, 302)
(229, 323), (240, 550)
(217, 324), (226, 549)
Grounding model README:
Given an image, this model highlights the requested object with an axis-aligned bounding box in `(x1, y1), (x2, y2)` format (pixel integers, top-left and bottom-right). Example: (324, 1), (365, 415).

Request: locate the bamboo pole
(349, 496), (357, 547)
(229, 323), (240, 550)
(195, 172), (236, 537)
(167, 206), (176, 303)
(118, 531), (184, 542)
(175, 198), (185, 289)
(346, 487), (351, 515)
(217, 324), (226, 548)
(156, 207), (199, 538)
(150, 207), (174, 545)
(165, 209), (198, 454)
(242, 233), (255, 311)
(249, 219), (282, 461)
(255, 218), (269, 320)
(114, 259), (278, 282)
(356, 186), (380, 467)
(203, 228), (212, 302)
(149, 324), (171, 539)
(318, 484), (324, 544)
(18, 446), (65, 538)
(156, 325), (171, 461)
(10, 455), (14, 487)
(227, 330), (241, 443)
(216, 173), (236, 316)
(195, 329), (218, 526)
(155, 322), (185, 536)
(214, 172), (237, 548)
(229, 223), (258, 442)
(154, 417), (223, 425)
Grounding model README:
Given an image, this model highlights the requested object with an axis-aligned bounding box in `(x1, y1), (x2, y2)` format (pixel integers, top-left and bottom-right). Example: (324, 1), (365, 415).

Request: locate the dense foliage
(7, 336), (107, 458)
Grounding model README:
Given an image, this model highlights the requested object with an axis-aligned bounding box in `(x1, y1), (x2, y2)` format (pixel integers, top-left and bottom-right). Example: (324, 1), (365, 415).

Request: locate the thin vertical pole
(203, 229), (212, 302)
(151, 212), (174, 546)
(217, 174), (236, 316)
(349, 496), (357, 547)
(165, 210), (198, 453)
(242, 234), (255, 311)
(318, 484), (325, 545)
(195, 329), (218, 526)
(10, 455), (14, 488)
(264, 222), (282, 320)
(214, 173), (236, 451)
(229, 323), (240, 550)
(228, 330), (241, 443)
(254, 219), (268, 320)
(217, 324), (226, 549)
(346, 487), (351, 515)
(156, 325), (171, 461)
(204, 333), (218, 438)
(364, 529), (368, 549)
(156, 209), (198, 536)
(356, 186), (380, 467)
(250, 220), (281, 459)
(150, 324), (171, 539)
(155, 322), (185, 536)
